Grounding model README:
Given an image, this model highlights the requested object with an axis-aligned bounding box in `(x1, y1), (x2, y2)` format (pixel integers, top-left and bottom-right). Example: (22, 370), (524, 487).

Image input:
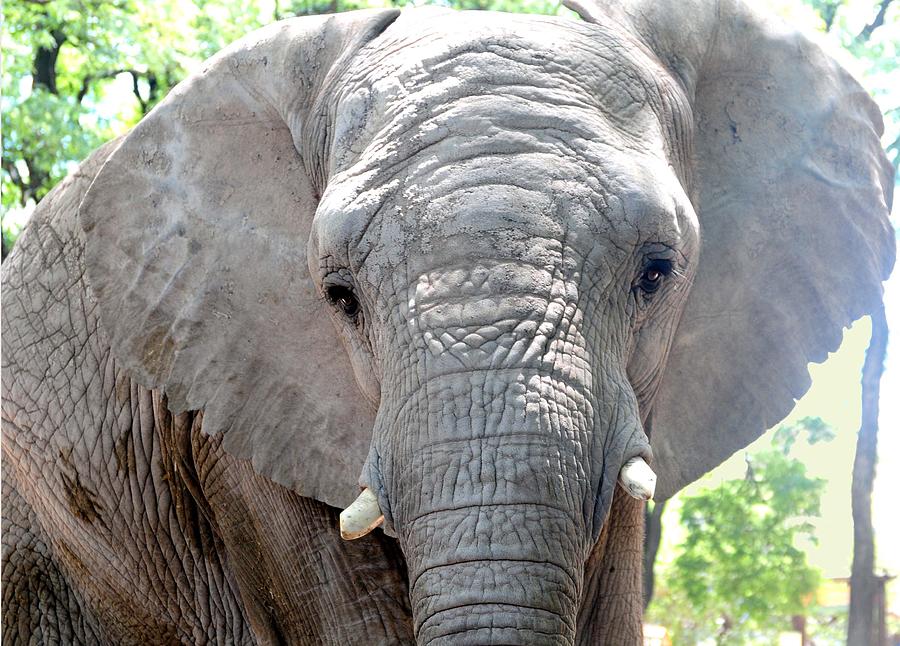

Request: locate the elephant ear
(79, 10), (399, 510)
(567, 0), (895, 499)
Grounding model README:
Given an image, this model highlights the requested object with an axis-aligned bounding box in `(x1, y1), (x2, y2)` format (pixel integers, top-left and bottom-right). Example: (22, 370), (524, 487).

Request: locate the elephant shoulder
(1, 138), (123, 445)
(4, 138), (122, 269)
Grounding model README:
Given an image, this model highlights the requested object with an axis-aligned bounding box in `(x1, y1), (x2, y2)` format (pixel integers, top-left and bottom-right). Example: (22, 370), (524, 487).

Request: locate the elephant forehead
(329, 10), (674, 175)
(315, 138), (685, 280)
(312, 10), (694, 275)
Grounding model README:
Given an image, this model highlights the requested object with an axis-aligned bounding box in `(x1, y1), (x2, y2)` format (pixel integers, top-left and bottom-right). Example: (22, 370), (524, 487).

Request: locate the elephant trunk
(373, 367), (607, 645)
(353, 254), (653, 644)
(410, 528), (581, 645)
(406, 501), (580, 645)
(401, 447), (586, 645)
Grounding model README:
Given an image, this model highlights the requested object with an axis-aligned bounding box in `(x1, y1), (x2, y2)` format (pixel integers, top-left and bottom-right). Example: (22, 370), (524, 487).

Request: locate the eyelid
(322, 270), (355, 291)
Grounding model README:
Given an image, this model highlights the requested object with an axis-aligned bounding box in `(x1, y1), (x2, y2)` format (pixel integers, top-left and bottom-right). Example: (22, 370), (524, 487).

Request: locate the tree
(1, 0), (199, 258)
(643, 499), (666, 609)
(848, 305), (889, 645)
(646, 419), (835, 645)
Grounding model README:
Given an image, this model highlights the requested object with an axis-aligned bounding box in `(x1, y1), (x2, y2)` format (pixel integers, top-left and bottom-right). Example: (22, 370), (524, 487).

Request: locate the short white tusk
(339, 488), (384, 540)
(618, 457), (657, 501)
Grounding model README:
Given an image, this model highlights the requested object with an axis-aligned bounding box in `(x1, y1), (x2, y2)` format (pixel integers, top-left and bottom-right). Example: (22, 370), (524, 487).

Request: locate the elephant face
(315, 15), (699, 419)
(78, 2), (894, 644)
(306, 19), (700, 635)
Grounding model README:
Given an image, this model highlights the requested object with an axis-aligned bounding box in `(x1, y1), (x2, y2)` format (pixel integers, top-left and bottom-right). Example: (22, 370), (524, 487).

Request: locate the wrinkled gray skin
(2, 1), (894, 644)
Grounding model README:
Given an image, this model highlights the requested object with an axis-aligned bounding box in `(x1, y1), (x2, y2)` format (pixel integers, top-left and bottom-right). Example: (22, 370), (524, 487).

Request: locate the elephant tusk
(618, 457), (657, 501)
(339, 488), (384, 540)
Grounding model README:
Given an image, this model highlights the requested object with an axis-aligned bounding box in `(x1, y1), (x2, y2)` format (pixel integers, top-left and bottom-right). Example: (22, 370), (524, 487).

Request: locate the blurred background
(2, 0), (898, 643)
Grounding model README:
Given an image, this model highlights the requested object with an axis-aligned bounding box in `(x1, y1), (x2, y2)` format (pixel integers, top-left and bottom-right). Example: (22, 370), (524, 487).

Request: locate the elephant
(2, 0), (895, 643)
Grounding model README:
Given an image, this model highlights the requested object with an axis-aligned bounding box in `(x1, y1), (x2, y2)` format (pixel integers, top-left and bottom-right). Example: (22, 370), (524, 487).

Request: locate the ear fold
(567, 0), (895, 499)
(79, 10), (399, 510)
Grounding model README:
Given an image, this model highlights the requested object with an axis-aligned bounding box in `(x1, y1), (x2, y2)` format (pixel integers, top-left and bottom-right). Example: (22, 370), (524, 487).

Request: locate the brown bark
(12, 21), (64, 211)
(856, 0), (894, 43)
(33, 46), (58, 92)
(33, 29), (65, 93)
(848, 304), (888, 645)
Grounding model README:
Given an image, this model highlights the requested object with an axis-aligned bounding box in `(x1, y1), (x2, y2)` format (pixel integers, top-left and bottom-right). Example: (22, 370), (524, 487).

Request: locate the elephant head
(79, 1), (894, 644)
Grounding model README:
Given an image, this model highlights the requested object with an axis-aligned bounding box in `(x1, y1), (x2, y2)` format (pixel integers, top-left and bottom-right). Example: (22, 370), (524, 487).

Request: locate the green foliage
(1, 0), (201, 256)
(772, 415), (836, 454)
(647, 419), (833, 645)
(807, 606), (850, 644)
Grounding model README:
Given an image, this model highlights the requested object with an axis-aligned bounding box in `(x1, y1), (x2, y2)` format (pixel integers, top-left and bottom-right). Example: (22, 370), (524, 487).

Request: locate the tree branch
(642, 500), (666, 610)
(129, 71), (148, 114)
(77, 68), (144, 103)
(821, 1), (841, 32)
(856, 0), (893, 43)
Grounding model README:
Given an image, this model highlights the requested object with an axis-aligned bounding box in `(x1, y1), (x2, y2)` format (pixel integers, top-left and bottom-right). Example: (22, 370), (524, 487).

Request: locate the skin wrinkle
(411, 556), (580, 603)
(329, 27), (675, 200)
(346, 17), (665, 132)
(381, 358), (595, 442)
(411, 557), (581, 619)
(420, 601), (574, 634)
(341, 111), (647, 216)
(366, 262), (652, 636)
(309, 18), (696, 639)
(334, 143), (680, 294)
(6, 361), (245, 641)
(3, 479), (106, 643)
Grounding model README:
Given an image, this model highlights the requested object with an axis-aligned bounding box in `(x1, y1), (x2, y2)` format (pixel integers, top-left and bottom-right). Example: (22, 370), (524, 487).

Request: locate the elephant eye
(326, 285), (360, 319)
(638, 259), (674, 294)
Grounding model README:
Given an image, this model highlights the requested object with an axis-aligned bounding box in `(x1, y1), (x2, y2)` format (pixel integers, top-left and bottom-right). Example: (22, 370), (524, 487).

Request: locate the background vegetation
(646, 419), (838, 644)
(2, 0), (897, 643)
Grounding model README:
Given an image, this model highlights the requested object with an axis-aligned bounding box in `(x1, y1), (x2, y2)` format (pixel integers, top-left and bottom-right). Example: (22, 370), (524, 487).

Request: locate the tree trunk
(848, 305), (888, 646)
(33, 29), (65, 94)
(642, 500), (665, 609)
